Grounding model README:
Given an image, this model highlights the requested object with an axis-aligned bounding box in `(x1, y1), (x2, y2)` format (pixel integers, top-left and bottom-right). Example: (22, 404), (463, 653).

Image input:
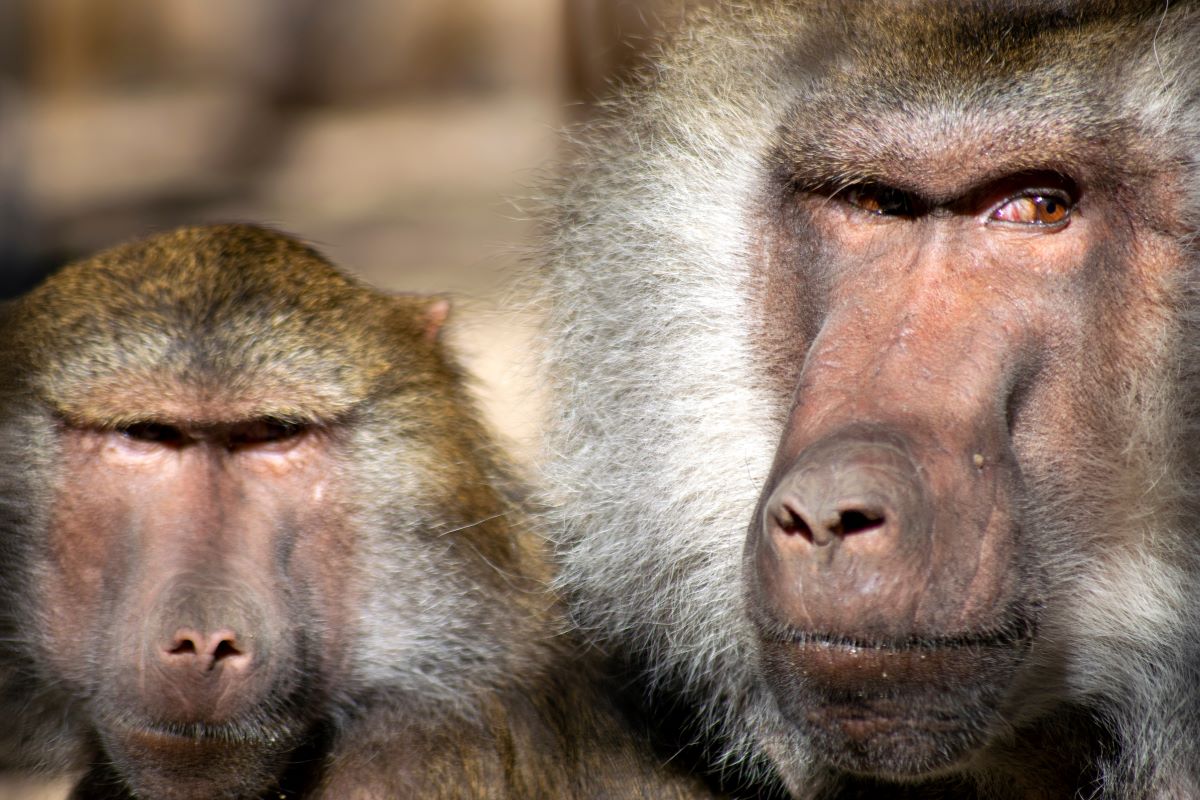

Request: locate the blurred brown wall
(3, 0), (704, 295)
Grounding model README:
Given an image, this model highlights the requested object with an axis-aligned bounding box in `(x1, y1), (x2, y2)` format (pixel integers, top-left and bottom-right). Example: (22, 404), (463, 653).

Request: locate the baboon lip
(774, 617), (1036, 651)
(755, 606), (1037, 698)
(752, 600), (1039, 653)
(112, 719), (297, 748)
(768, 636), (1027, 693)
(103, 700), (310, 754)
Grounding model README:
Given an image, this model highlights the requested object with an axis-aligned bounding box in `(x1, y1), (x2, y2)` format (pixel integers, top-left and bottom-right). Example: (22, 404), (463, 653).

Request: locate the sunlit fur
(1, 224), (721, 799)
(534, 2), (1200, 796)
(0, 225), (544, 791)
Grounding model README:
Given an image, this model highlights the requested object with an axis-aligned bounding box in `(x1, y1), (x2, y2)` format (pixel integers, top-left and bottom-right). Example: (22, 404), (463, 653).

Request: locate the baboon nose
(762, 434), (922, 558)
(162, 628), (252, 672)
(751, 429), (951, 637)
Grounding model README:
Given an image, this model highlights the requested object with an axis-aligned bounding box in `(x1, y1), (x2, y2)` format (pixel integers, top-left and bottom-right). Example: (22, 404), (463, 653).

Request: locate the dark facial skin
(48, 417), (344, 797)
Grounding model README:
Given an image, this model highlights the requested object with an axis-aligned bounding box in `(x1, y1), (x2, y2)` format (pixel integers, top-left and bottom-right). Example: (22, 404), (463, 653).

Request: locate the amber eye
(843, 185), (916, 217)
(119, 422), (184, 444)
(991, 193), (1072, 226)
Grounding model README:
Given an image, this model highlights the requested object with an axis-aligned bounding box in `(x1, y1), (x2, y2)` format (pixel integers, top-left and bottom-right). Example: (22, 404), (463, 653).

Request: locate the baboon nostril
(212, 638), (242, 663)
(163, 629), (249, 671)
(777, 508), (815, 541)
(771, 502), (886, 547)
(168, 637), (197, 656)
(834, 509), (885, 536)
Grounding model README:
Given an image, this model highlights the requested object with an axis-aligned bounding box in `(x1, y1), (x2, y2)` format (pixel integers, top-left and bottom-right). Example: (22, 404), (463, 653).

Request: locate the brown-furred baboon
(0, 223), (717, 799)
(535, 2), (1200, 798)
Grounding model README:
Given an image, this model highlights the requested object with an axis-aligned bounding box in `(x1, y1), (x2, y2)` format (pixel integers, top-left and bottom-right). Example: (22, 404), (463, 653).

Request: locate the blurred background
(0, 0), (700, 797)
(0, 0), (705, 449)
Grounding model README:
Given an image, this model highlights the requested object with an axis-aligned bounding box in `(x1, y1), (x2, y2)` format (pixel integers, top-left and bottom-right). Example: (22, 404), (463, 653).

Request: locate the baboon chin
(537, 2), (1200, 797)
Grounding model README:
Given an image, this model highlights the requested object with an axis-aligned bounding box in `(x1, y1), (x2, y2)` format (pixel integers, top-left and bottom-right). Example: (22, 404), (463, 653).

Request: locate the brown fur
(0, 224), (716, 799)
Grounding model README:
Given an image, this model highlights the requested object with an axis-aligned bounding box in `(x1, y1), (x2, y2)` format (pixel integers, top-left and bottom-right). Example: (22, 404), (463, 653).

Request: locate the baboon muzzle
(749, 423), (1024, 651)
(745, 423), (1033, 773)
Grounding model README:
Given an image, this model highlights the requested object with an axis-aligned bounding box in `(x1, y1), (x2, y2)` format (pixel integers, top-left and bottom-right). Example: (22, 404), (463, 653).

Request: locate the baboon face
(42, 408), (351, 797)
(541, 1), (1200, 792)
(744, 16), (1194, 774)
(0, 225), (526, 799)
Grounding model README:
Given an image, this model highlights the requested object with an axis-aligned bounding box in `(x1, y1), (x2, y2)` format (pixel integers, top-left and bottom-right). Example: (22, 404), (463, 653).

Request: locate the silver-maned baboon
(0, 224), (716, 799)
(536, 2), (1200, 797)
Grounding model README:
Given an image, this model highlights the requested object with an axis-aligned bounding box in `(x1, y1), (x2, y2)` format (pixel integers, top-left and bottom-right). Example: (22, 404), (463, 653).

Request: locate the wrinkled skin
(537, 2), (1200, 797)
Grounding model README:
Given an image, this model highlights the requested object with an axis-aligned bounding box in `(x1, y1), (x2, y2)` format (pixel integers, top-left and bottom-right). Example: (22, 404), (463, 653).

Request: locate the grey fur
(534, 2), (1200, 796)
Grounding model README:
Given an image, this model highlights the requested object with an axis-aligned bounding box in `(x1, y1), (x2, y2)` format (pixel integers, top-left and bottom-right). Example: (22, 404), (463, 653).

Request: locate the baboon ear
(391, 294), (452, 343)
(420, 297), (451, 343)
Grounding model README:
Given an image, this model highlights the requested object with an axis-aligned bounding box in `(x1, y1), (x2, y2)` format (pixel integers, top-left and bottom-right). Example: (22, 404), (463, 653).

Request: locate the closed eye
(118, 422), (185, 445)
(227, 419), (308, 448)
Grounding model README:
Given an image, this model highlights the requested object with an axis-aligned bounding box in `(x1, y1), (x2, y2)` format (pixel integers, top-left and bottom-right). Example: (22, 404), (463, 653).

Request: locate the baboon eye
(119, 422), (184, 444)
(842, 185), (916, 217)
(229, 419), (307, 447)
(991, 192), (1072, 226)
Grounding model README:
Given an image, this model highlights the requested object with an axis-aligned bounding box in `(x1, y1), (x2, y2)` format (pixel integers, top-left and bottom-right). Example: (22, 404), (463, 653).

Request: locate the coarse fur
(0, 224), (717, 799)
(534, 2), (1200, 798)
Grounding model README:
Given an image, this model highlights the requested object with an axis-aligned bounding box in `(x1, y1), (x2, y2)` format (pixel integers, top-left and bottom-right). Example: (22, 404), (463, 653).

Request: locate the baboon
(536, 2), (1200, 798)
(0, 223), (716, 799)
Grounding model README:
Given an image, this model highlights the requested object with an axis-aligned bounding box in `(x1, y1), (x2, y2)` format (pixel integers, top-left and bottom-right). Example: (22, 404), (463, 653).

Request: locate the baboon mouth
(114, 720), (299, 748)
(763, 629), (1033, 695)
(752, 597), (1038, 653)
(104, 704), (310, 752)
(774, 615), (1037, 652)
(98, 717), (306, 800)
(757, 610), (1038, 776)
